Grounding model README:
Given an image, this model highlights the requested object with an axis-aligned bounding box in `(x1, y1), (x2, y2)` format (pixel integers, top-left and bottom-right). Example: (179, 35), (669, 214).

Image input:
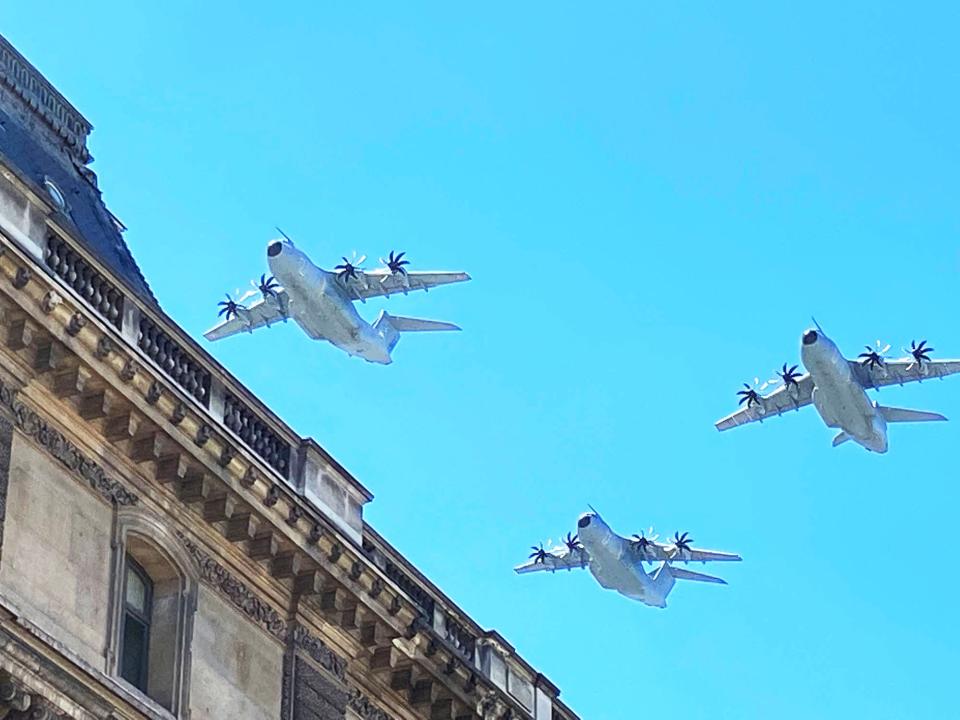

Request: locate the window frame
(107, 514), (198, 718)
(119, 555), (154, 693)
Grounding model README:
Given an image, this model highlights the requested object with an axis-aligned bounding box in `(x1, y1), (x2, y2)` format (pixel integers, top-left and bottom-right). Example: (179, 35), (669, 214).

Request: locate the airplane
(514, 509), (741, 608)
(716, 324), (960, 452)
(204, 233), (471, 364)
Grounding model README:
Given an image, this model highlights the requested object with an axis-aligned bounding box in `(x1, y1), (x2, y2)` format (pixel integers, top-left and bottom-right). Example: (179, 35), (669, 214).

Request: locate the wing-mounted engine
(253, 274), (289, 317)
(514, 533), (589, 574)
(205, 274), (291, 341)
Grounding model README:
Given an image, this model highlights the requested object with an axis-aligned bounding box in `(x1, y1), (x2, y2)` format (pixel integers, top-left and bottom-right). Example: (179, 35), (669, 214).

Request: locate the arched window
(109, 513), (197, 716)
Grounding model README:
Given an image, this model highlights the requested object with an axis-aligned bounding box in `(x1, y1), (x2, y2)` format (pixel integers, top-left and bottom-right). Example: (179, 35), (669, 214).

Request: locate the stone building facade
(0, 34), (580, 720)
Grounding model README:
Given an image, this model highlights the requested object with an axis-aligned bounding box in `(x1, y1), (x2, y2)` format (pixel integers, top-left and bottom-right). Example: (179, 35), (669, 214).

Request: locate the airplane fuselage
(800, 329), (888, 453)
(576, 513), (673, 608)
(267, 240), (394, 364)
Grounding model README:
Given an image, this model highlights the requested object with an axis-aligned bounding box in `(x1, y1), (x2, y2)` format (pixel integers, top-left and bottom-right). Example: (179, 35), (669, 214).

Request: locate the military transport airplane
(514, 509), (741, 608)
(204, 233), (470, 364)
(716, 324), (960, 452)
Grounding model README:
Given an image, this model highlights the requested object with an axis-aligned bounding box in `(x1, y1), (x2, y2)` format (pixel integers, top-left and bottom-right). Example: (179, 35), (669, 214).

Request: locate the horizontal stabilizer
(878, 406), (948, 423)
(669, 567), (726, 584)
(386, 314), (461, 333)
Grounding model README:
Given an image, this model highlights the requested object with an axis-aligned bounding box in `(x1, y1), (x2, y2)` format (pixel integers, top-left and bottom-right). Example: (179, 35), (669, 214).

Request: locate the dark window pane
(120, 614), (149, 692)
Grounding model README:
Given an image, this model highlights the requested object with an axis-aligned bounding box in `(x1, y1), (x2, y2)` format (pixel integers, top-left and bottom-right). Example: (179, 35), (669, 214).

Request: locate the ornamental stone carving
(348, 688), (395, 720)
(290, 623), (347, 681)
(95, 335), (113, 359)
(177, 531), (286, 640)
(0, 379), (137, 506)
(145, 380), (162, 405)
(12, 267), (30, 289)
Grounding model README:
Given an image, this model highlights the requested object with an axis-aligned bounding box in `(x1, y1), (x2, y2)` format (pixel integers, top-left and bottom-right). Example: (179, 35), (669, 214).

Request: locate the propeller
(630, 527), (658, 555)
(335, 253), (366, 283)
(858, 340), (891, 370)
(256, 274), (280, 299)
(671, 531), (693, 556)
(631, 532), (652, 553)
(563, 532), (581, 552)
(528, 544), (549, 564)
(217, 293), (247, 321)
(736, 376), (772, 408)
(776, 363), (802, 390)
(906, 339), (933, 368)
(381, 250), (410, 276)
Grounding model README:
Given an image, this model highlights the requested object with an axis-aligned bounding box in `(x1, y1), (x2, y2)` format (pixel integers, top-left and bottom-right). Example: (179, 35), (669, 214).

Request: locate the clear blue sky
(6, 3), (960, 718)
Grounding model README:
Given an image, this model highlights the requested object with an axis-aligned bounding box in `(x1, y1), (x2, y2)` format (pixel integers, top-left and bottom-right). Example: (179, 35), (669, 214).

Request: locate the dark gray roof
(0, 105), (157, 305)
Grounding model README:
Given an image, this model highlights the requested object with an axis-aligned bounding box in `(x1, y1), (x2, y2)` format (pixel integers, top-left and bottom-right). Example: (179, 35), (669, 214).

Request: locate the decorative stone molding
(290, 624), (347, 682)
(177, 531), (286, 640)
(285, 656), (347, 720)
(94, 336), (112, 360)
(11, 268), (29, 290)
(44, 235), (124, 328)
(218, 444), (235, 468)
(0, 379), (137, 507)
(118, 359), (137, 383)
(348, 688), (394, 720)
(170, 400), (187, 426)
(0, 34), (93, 163)
(240, 464), (258, 488)
(0, 669), (70, 719)
(39, 291), (61, 314)
(193, 423), (211, 447)
(65, 312), (85, 336)
(144, 380), (162, 405)
(263, 484), (280, 508)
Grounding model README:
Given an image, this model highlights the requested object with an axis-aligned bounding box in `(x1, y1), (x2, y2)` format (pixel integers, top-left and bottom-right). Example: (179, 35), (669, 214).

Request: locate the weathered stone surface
(190, 586), (284, 720)
(292, 656), (347, 720)
(178, 531), (287, 639)
(0, 379), (137, 506)
(0, 436), (113, 668)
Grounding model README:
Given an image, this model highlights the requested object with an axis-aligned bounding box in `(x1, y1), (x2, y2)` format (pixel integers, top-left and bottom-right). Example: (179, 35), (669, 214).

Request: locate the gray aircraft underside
(716, 328), (960, 452)
(204, 237), (470, 363)
(515, 511), (741, 608)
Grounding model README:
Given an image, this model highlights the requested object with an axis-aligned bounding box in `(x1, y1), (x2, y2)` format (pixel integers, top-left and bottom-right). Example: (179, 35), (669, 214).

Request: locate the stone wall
(0, 434), (113, 668)
(189, 585), (284, 719)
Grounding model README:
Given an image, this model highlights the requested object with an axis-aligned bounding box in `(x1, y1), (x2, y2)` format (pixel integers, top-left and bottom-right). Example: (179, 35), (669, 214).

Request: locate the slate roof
(0, 33), (156, 306)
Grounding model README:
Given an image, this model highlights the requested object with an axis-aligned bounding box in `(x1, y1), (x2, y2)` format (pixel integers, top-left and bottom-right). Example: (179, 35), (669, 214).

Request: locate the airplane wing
(637, 542), (742, 564)
(514, 546), (590, 575)
(204, 292), (291, 341)
(714, 374), (814, 431)
(849, 357), (960, 390)
(342, 270), (471, 301)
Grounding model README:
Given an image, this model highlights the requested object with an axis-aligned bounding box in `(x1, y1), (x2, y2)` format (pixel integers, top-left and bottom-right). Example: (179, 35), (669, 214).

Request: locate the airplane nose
(577, 515), (592, 529)
(802, 329), (818, 346)
(267, 241), (283, 257)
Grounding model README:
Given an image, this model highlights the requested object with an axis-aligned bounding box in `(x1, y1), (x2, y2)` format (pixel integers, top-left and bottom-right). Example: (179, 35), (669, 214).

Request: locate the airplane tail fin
(878, 406), (948, 423)
(373, 311), (461, 352)
(667, 566), (727, 585)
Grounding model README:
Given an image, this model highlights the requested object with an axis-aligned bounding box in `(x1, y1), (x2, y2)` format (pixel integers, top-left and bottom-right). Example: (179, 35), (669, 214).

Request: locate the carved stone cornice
(348, 687), (395, 720)
(176, 531), (286, 640)
(0, 215), (562, 719)
(0, 378), (137, 506)
(289, 623), (347, 682)
(0, 33), (92, 164)
(0, 670), (69, 719)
